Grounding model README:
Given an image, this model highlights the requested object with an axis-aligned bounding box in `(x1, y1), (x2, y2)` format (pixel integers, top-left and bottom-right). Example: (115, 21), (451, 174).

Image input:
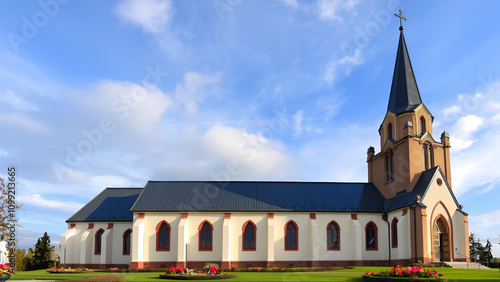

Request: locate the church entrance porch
(433, 218), (450, 262)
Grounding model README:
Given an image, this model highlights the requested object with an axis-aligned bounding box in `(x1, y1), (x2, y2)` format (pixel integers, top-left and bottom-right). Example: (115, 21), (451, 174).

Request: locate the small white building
(61, 26), (470, 269)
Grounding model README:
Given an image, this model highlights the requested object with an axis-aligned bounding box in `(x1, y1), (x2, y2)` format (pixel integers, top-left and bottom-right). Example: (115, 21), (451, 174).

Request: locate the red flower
(427, 269), (431, 274)
(256, 267), (260, 272)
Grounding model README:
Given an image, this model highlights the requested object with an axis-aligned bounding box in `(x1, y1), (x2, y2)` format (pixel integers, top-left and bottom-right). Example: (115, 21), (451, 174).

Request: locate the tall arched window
(123, 229), (132, 255)
(242, 221), (256, 251)
(156, 221), (171, 251)
(391, 218), (398, 248)
(390, 152), (395, 180)
(285, 221), (298, 251)
(420, 116), (426, 134)
(199, 221), (213, 251)
(388, 123), (393, 139)
(365, 222), (378, 251)
(95, 228), (105, 255)
(423, 142), (433, 170)
(327, 221), (340, 250)
(386, 155), (391, 181)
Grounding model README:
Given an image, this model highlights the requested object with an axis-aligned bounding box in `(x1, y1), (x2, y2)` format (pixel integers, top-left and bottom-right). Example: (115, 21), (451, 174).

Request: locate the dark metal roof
(66, 188), (143, 222)
(384, 167), (438, 212)
(387, 30), (423, 115)
(130, 181), (385, 213)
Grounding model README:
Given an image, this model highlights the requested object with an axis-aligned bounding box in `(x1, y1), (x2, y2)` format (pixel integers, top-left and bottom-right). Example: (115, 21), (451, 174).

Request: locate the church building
(61, 22), (470, 269)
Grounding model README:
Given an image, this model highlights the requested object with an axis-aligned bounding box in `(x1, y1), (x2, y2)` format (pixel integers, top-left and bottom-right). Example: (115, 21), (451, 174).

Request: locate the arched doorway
(433, 217), (450, 261)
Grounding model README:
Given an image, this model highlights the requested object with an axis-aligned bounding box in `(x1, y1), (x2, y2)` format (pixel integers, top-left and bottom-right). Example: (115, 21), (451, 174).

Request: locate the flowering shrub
(251, 267), (261, 272)
(203, 265), (219, 275)
(167, 266), (185, 275)
(0, 263), (13, 275)
(109, 267), (119, 271)
(363, 265), (445, 281)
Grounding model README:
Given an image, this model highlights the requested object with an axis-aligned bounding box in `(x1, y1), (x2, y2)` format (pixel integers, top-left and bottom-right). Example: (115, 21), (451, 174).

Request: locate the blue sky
(1, 0), (500, 258)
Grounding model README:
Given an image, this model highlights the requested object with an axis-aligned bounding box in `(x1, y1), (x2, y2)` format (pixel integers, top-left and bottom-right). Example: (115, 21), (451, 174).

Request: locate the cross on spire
(394, 9), (407, 31)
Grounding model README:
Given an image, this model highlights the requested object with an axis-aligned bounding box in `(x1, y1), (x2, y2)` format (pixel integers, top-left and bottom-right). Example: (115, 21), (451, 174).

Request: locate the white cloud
(324, 48), (364, 86)
(158, 123), (299, 180)
(73, 80), (173, 132)
(173, 72), (222, 115)
(279, 0), (299, 9)
(114, 0), (173, 34)
(0, 112), (49, 134)
(293, 110), (303, 136)
(318, 0), (359, 21)
(2, 90), (39, 111)
(19, 194), (82, 213)
(449, 115), (484, 151)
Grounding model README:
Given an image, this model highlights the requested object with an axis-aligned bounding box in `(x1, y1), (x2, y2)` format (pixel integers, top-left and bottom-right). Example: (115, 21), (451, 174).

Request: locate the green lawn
(9, 267), (500, 281)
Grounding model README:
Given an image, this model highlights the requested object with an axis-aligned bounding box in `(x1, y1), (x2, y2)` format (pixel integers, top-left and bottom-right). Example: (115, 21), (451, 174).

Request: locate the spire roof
(387, 30), (423, 115)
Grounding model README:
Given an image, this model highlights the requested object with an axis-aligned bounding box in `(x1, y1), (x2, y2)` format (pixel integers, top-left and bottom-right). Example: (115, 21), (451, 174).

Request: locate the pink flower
(405, 269), (411, 274)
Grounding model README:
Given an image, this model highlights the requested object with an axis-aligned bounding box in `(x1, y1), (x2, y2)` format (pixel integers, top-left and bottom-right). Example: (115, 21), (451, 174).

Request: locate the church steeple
(368, 11), (453, 199)
(387, 29), (423, 115)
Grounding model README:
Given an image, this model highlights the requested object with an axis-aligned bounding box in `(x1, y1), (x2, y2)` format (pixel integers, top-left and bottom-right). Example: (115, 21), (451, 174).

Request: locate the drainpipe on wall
(384, 213), (391, 266)
(411, 205), (417, 263)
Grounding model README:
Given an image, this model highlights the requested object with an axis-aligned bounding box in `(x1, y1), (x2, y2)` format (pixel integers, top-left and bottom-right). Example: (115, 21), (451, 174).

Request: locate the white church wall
(357, 214), (388, 261)
(141, 213), (180, 263)
(273, 213), (311, 263)
(315, 213), (354, 261)
(422, 172), (462, 261)
(186, 213), (224, 263)
(388, 210), (411, 261)
(90, 223), (108, 265)
(229, 214), (267, 262)
(110, 223), (134, 265)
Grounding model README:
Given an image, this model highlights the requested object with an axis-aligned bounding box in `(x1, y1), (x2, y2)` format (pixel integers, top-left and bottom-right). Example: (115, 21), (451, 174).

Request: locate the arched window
(392, 218), (398, 248)
(386, 155), (391, 181)
(390, 152), (395, 180)
(327, 221), (340, 250)
(156, 221), (171, 251)
(420, 116), (426, 134)
(123, 229), (132, 255)
(365, 222), (378, 251)
(199, 221), (213, 251)
(285, 220), (298, 251)
(242, 221), (256, 251)
(95, 228), (105, 255)
(423, 143), (433, 170)
(388, 123), (393, 139)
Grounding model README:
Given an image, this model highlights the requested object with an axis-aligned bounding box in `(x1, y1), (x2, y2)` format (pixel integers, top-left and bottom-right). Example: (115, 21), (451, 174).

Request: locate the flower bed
(362, 265), (447, 281)
(159, 266), (236, 280)
(0, 264), (13, 276)
(48, 267), (93, 273)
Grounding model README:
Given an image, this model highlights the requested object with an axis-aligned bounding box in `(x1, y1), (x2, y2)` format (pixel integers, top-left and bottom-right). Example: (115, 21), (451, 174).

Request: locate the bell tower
(367, 12), (452, 199)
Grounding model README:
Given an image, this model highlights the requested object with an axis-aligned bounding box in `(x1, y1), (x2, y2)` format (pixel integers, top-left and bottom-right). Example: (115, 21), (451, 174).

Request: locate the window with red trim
(199, 221), (213, 251)
(327, 220), (340, 250)
(94, 228), (104, 255)
(285, 221), (298, 251)
(242, 221), (256, 251)
(123, 229), (132, 255)
(156, 221), (171, 251)
(392, 218), (398, 248)
(365, 222), (378, 251)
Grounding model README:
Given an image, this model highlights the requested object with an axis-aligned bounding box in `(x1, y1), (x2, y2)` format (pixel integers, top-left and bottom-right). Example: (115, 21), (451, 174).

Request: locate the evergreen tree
(484, 239), (493, 263)
(30, 232), (55, 270)
(469, 233), (483, 262)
